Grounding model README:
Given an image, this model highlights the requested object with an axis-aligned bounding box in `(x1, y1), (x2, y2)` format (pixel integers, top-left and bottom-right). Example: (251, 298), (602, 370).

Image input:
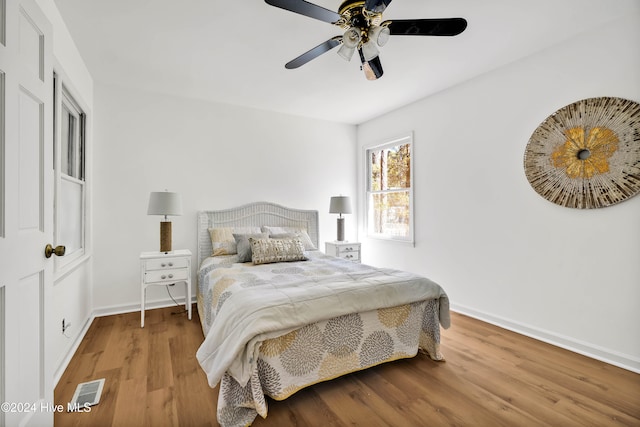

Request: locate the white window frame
(53, 74), (87, 272)
(365, 133), (414, 244)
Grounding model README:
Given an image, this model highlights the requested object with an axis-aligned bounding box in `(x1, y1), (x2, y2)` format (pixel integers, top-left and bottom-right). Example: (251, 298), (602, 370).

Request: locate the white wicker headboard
(197, 202), (319, 267)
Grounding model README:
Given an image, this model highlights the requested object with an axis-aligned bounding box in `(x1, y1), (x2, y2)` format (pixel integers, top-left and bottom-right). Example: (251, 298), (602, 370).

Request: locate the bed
(195, 202), (450, 427)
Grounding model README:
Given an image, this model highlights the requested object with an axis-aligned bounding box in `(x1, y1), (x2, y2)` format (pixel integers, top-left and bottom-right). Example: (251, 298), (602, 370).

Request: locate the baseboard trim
(450, 303), (640, 374)
(92, 296), (195, 318)
(53, 313), (95, 387)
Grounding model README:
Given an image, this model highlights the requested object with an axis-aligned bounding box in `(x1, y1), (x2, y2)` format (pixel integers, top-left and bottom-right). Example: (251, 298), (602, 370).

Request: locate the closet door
(0, 0), (54, 425)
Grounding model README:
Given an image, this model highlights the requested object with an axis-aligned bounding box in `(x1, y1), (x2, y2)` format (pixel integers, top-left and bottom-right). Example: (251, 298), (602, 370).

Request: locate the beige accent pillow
(250, 237), (307, 265)
(209, 227), (261, 256)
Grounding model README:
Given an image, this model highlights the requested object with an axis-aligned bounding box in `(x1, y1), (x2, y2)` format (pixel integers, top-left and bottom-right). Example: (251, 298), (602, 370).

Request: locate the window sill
(54, 250), (91, 283)
(365, 234), (415, 247)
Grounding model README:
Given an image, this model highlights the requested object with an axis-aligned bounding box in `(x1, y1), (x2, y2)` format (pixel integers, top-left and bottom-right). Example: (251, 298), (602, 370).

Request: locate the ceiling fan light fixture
(369, 25), (390, 47)
(337, 43), (356, 61)
(361, 39), (379, 61)
(337, 27), (361, 61)
(342, 27), (361, 48)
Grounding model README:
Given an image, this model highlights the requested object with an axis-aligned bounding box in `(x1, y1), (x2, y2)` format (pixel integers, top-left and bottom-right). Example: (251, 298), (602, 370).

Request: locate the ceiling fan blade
(265, 0), (342, 24)
(364, 0), (392, 14)
(358, 49), (384, 80)
(385, 18), (467, 36)
(285, 37), (342, 69)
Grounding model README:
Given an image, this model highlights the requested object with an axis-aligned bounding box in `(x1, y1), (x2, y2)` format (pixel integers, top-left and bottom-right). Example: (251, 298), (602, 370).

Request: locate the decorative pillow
(209, 227), (261, 256)
(250, 237), (307, 265)
(233, 233), (268, 262)
(261, 226), (317, 250)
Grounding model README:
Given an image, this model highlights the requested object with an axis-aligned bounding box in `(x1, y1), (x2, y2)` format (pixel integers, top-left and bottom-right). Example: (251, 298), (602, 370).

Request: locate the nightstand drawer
(336, 250), (360, 261)
(144, 268), (188, 283)
(325, 242), (361, 263)
(336, 245), (359, 255)
(145, 258), (189, 271)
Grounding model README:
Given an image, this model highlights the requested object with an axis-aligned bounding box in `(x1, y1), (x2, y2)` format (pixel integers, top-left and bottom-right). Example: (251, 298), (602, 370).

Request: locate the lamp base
(160, 221), (172, 252)
(336, 217), (345, 242)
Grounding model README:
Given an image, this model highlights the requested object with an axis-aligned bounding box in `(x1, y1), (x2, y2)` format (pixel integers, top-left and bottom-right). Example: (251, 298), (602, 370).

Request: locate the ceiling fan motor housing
(338, 1), (383, 29)
(337, 0), (385, 57)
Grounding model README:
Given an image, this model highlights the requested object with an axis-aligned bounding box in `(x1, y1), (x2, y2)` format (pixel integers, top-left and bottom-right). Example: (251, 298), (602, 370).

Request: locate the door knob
(45, 244), (66, 258)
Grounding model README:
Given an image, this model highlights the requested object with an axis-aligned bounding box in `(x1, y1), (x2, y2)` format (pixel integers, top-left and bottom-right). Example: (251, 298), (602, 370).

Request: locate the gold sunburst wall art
(524, 97), (640, 209)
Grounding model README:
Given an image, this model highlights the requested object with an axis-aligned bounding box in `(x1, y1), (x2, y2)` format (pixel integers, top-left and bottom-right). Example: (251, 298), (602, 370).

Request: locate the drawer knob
(161, 275), (166, 279)
(168, 274), (174, 279)
(161, 263), (166, 267)
(168, 262), (173, 267)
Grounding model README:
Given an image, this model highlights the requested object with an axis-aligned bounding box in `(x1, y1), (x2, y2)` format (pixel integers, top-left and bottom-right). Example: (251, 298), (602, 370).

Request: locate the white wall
(357, 14), (640, 372)
(92, 84), (357, 311)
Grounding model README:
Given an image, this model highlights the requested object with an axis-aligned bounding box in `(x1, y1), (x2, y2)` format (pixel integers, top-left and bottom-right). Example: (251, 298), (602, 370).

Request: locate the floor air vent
(68, 378), (105, 411)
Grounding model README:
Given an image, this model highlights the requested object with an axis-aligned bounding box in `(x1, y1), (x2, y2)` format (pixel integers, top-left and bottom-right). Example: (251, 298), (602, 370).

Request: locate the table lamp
(147, 190), (183, 252)
(329, 196), (352, 241)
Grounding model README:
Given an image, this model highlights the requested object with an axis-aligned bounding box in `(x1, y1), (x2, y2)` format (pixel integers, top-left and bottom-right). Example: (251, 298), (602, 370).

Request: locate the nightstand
(140, 249), (192, 327)
(325, 242), (361, 263)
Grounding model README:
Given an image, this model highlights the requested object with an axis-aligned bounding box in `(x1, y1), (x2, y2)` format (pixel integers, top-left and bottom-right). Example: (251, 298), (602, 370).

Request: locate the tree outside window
(366, 134), (413, 242)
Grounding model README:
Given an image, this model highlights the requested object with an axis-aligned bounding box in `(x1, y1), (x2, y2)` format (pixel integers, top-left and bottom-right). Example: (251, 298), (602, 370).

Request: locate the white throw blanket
(196, 252), (449, 388)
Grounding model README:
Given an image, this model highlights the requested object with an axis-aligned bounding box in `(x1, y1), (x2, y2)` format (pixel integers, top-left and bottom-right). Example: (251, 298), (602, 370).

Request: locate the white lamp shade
(147, 191), (183, 216)
(329, 196), (352, 214)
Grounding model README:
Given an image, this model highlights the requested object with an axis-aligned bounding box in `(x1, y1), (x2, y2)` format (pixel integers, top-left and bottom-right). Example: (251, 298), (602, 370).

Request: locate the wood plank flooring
(54, 305), (640, 426)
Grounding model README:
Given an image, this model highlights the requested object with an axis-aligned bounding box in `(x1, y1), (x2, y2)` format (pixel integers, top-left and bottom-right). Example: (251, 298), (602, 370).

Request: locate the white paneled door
(0, 1), (54, 426)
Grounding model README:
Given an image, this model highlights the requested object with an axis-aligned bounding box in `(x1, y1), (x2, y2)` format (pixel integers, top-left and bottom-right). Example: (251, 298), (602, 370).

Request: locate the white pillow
(261, 226), (317, 251)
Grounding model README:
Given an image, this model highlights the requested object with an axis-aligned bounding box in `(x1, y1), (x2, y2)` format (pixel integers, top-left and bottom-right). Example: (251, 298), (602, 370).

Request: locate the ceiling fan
(264, 0), (468, 80)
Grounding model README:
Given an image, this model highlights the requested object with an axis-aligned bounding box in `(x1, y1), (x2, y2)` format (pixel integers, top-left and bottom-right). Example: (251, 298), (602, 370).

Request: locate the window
(54, 74), (86, 267)
(366, 134), (413, 242)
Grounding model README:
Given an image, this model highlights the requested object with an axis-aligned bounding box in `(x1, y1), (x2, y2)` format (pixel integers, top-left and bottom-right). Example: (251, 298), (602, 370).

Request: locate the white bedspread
(196, 252), (449, 388)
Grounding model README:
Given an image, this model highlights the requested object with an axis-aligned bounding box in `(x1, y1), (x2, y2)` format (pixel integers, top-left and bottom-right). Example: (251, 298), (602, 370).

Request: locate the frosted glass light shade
(370, 25), (390, 47)
(361, 40), (379, 61)
(343, 27), (361, 48)
(338, 44), (356, 61)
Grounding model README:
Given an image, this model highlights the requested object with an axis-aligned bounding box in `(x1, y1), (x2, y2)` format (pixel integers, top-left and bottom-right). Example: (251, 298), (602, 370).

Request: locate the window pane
(369, 143), (411, 191)
(60, 178), (83, 254)
(368, 191), (410, 238)
(61, 105), (77, 177)
(61, 105), (70, 175)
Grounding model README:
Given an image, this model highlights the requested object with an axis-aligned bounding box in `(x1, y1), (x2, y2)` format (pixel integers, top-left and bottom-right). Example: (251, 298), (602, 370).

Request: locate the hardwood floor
(54, 305), (640, 426)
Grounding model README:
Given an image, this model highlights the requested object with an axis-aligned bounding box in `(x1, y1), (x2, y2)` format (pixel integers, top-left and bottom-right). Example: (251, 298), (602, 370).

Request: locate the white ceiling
(53, 0), (639, 124)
